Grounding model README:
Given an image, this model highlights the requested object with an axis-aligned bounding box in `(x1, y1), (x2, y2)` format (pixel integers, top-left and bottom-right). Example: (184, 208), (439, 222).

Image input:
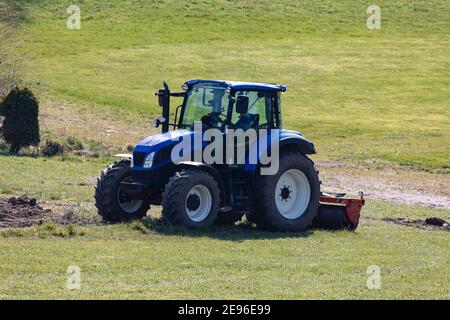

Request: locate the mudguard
(279, 131), (316, 154)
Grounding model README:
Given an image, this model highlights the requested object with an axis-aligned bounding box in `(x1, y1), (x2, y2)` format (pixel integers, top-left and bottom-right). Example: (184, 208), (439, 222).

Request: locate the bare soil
(0, 196), (61, 228)
(317, 161), (450, 210)
(384, 217), (450, 231)
(0, 196), (98, 228)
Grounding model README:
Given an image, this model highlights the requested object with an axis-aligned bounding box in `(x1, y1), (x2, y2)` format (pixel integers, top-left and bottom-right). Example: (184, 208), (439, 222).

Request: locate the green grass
(0, 154), (448, 299)
(0, 200), (448, 299)
(11, 0), (450, 171)
(0, 153), (109, 202)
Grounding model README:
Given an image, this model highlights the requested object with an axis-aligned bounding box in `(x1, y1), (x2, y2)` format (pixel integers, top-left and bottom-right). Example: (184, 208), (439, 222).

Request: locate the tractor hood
(134, 129), (192, 153)
(132, 128), (315, 170)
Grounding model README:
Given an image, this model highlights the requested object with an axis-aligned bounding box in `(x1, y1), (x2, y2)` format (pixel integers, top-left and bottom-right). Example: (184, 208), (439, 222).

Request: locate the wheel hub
(118, 192), (132, 203)
(185, 185), (213, 223)
(280, 185), (291, 201)
(117, 177), (144, 214)
(274, 169), (311, 219)
(186, 194), (201, 211)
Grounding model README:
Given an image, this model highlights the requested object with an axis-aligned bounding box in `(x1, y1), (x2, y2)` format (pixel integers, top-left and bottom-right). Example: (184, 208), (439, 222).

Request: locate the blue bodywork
(132, 129), (314, 173)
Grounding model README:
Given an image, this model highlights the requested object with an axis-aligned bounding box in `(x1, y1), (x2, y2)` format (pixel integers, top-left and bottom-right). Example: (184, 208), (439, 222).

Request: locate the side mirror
(152, 117), (166, 128)
(235, 95), (249, 114)
(157, 89), (165, 107)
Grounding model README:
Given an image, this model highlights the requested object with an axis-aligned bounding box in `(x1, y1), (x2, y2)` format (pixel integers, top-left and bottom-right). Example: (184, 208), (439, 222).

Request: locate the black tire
(162, 169), (220, 228)
(95, 160), (150, 222)
(215, 211), (244, 226)
(254, 151), (320, 231)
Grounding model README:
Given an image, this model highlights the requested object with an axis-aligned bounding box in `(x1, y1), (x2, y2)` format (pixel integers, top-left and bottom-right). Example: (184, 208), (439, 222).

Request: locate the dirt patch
(384, 217), (450, 231)
(0, 196), (61, 228)
(0, 196), (98, 228)
(318, 162), (450, 210)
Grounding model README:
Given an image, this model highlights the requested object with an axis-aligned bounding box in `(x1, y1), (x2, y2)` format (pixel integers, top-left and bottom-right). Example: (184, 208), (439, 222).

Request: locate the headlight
(143, 152), (155, 168)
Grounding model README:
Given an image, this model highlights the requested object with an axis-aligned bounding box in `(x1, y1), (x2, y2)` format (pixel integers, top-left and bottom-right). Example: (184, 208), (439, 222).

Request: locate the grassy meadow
(0, 0), (448, 299)
(0, 199), (449, 299)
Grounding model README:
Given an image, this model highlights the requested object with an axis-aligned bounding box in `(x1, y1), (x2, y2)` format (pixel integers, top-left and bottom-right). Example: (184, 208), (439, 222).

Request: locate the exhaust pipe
(155, 81), (171, 133)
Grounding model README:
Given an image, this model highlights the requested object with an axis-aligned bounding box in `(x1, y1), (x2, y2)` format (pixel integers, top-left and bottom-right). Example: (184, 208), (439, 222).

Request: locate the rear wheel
(254, 151), (320, 231)
(95, 161), (150, 222)
(162, 169), (220, 228)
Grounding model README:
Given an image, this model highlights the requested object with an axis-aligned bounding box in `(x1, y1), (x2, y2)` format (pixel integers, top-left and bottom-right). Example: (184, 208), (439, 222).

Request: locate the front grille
(133, 151), (147, 167)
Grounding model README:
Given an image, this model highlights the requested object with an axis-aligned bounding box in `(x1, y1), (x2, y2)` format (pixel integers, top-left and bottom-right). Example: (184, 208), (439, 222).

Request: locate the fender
(177, 161), (226, 205)
(279, 136), (316, 154)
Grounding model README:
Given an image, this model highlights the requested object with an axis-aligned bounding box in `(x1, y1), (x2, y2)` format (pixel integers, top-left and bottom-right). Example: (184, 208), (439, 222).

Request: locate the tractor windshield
(181, 82), (229, 128)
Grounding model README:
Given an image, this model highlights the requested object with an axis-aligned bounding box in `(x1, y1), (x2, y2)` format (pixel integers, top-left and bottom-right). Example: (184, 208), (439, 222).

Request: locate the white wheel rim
(117, 178), (144, 214)
(275, 169), (311, 219)
(185, 185), (212, 222)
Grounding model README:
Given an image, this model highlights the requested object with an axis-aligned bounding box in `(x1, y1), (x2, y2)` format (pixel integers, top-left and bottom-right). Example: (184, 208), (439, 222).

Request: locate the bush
(41, 140), (64, 157)
(0, 87), (40, 153)
(64, 136), (84, 151)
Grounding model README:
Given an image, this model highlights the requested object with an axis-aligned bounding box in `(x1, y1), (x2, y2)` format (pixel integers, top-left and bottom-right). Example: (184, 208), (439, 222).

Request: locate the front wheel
(95, 160), (150, 222)
(254, 152), (320, 231)
(162, 169), (220, 228)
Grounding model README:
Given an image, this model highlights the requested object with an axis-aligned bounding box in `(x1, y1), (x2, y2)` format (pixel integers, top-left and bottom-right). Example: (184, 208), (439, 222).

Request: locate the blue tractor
(95, 80), (364, 231)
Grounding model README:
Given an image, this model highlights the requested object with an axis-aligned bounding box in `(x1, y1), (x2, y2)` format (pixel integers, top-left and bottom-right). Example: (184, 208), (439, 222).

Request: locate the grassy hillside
(12, 0), (450, 171)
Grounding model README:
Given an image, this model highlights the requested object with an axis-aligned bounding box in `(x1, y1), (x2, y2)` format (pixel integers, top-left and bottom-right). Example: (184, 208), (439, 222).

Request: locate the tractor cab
(155, 80), (286, 133)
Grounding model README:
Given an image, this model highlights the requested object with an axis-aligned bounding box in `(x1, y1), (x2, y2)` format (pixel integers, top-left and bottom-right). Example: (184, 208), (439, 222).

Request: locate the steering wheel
(200, 112), (224, 130)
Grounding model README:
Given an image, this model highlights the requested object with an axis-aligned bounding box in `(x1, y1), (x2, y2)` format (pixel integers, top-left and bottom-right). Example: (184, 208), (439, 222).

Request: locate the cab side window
(232, 90), (275, 129)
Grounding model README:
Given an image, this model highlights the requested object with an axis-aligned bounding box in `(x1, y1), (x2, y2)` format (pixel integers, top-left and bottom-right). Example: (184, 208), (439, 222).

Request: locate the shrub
(64, 136), (84, 151)
(41, 140), (64, 157)
(0, 87), (40, 153)
(66, 225), (77, 237)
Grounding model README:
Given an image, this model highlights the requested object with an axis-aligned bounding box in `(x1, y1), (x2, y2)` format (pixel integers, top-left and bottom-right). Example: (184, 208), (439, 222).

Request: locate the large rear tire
(95, 160), (150, 222)
(254, 151), (320, 231)
(162, 169), (220, 228)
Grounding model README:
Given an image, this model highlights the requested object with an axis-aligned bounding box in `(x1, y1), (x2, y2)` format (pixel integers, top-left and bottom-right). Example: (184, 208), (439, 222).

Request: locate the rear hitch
(313, 192), (365, 231)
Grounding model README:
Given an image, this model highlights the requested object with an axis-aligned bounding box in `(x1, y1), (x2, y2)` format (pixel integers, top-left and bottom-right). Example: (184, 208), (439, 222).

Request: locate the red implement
(313, 192), (365, 231)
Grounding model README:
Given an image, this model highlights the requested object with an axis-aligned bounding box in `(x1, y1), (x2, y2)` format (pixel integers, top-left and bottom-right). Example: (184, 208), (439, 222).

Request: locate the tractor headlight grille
(143, 152), (155, 168)
(132, 151), (147, 167)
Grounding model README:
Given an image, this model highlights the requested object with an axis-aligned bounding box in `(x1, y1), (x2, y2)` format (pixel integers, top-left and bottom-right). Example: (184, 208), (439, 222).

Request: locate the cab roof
(184, 79), (287, 92)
